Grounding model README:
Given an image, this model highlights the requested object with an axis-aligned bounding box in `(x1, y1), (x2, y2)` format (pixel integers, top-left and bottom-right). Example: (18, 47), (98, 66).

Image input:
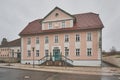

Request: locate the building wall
(21, 29), (102, 66)
(0, 47), (21, 58)
(0, 48), (9, 57)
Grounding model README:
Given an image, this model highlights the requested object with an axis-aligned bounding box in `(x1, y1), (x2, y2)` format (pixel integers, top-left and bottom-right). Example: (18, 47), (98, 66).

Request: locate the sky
(0, 0), (120, 51)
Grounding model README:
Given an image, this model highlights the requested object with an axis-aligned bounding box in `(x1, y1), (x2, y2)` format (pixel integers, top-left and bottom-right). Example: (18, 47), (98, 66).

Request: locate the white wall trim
(73, 60), (101, 66)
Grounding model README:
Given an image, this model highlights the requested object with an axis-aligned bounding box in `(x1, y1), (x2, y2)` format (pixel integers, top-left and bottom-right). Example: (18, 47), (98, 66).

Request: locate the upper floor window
(62, 21), (65, 28)
(87, 32), (92, 41)
(45, 36), (49, 44)
(76, 49), (80, 56)
(36, 37), (39, 44)
(27, 50), (31, 57)
(48, 22), (52, 29)
(87, 48), (92, 56)
(54, 35), (58, 43)
(27, 37), (31, 45)
(65, 35), (69, 42)
(36, 50), (39, 57)
(76, 34), (80, 42)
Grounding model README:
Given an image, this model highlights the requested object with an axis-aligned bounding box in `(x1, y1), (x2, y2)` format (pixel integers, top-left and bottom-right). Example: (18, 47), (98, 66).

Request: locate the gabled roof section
(19, 10), (104, 36)
(41, 7), (75, 22)
(0, 38), (21, 48)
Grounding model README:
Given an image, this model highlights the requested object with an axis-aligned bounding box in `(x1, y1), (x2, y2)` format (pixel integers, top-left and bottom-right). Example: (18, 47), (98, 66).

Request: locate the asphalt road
(0, 68), (119, 80)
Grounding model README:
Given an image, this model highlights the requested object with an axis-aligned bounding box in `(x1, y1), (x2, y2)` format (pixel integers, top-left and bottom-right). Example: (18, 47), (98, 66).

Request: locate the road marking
(24, 75), (30, 79)
(118, 77), (120, 79)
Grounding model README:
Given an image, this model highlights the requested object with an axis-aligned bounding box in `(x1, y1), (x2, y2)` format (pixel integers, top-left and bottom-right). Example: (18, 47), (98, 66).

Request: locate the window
(87, 48), (92, 56)
(65, 47), (69, 57)
(55, 13), (59, 17)
(36, 50), (39, 57)
(54, 35), (58, 43)
(27, 50), (31, 57)
(87, 32), (92, 41)
(17, 49), (19, 52)
(12, 49), (14, 57)
(27, 37), (31, 45)
(76, 34), (80, 42)
(65, 35), (69, 42)
(45, 36), (49, 44)
(48, 22), (52, 29)
(76, 49), (80, 56)
(36, 37), (39, 44)
(62, 21), (65, 28)
(45, 50), (49, 57)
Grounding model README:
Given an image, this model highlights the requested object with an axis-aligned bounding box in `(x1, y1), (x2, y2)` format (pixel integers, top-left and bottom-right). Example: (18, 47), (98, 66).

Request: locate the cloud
(0, 0), (120, 51)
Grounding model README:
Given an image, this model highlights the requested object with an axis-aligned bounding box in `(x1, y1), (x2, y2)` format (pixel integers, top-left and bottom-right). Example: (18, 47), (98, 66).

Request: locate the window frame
(62, 21), (65, 28)
(48, 22), (52, 29)
(27, 37), (31, 45)
(87, 32), (92, 41)
(76, 34), (80, 42)
(36, 50), (39, 57)
(54, 35), (58, 43)
(45, 36), (49, 44)
(76, 48), (80, 56)
(45, 50), (49, 57)
(87, 48), (92, 56)
(65, 47), (69, 57)
(27, 50), (31, 57)
(65, 34), (69, 42)
(36, 37), (39, 44)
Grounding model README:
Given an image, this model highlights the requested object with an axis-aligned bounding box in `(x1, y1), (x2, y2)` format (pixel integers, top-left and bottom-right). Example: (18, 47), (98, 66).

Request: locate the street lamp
(32, 47), (35, 68)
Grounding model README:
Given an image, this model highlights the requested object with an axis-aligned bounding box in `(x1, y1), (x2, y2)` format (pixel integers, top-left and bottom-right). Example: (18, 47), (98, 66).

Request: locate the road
(0, 68), (119, 80)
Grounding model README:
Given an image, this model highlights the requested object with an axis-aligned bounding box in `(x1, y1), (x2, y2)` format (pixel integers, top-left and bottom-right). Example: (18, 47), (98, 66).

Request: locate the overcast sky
(0, 0), (120, 51)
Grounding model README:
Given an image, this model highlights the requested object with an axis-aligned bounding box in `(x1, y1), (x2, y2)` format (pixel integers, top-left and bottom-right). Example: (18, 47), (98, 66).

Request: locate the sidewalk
(0, 63), (120, 76)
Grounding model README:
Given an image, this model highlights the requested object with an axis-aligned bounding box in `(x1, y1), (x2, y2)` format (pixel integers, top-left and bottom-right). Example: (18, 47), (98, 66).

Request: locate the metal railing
(38, 55), (73, 65)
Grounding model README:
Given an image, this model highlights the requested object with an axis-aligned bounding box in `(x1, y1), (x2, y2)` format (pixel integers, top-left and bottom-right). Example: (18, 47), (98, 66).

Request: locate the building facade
(0, 38), (21, 62)
(19, 7), (104, 66)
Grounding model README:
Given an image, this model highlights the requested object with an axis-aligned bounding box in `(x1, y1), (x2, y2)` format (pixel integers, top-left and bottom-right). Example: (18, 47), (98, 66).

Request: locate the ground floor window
(87, 48), (92, 56)
(36, 50), (39, 57)
(45, 50), (49, 57)
(76, 49), (80, 56)
(65, 47), (69, 57)
(27, 50), (31, 57)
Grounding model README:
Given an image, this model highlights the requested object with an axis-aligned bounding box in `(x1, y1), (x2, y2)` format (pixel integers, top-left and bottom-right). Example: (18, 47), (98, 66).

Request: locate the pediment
(42, 7), (75, 22)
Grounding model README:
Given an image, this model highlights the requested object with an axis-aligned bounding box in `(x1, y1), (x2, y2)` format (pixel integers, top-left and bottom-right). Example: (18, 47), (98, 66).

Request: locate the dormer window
(62, 21), (65, 28)
(48, 22), (52, 29)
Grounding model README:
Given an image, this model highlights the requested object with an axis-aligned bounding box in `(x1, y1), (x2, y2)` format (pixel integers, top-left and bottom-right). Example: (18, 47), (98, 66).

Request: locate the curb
(0, 64), (118, 76)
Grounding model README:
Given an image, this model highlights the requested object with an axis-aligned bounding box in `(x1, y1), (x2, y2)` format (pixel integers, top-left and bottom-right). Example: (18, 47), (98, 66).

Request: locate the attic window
(55, 13), (59, 17)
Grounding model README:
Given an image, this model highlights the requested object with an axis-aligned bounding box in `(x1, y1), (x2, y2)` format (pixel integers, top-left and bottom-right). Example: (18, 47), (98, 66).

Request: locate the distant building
(0, 38), (21, 62)
(19, 7), (104, 66)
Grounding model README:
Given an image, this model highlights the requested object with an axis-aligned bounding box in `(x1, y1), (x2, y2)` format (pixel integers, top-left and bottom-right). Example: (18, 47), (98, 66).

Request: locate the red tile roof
(19, 12), (104, 36)
(0, 38), (21, 47)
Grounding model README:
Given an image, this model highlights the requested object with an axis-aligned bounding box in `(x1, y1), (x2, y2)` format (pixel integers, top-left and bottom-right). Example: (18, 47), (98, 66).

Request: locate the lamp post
(32, 47), (35, 68)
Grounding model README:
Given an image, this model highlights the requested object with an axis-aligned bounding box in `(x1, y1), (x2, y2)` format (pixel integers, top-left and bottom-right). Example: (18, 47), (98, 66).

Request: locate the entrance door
(53, 48), (61, 61)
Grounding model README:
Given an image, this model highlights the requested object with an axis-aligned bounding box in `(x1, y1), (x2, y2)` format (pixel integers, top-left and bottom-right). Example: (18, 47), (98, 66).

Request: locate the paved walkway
(0, 63), (120, 76)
